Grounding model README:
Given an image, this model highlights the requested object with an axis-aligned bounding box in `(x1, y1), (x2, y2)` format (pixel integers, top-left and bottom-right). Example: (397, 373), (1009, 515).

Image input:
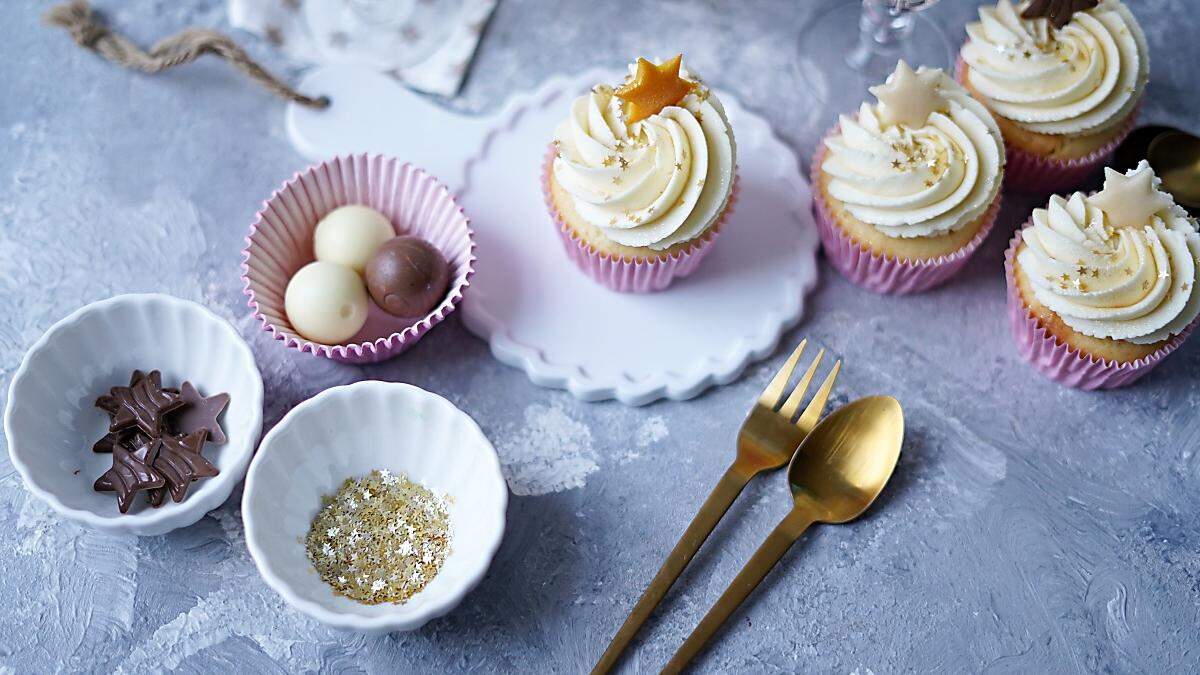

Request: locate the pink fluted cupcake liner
(242, 154), (475, 364)
(809, 139), (1000, 295)
(1004, 228), (1196, 389)
(955, 56), (1138, 193)
(541, 146), (737, 292)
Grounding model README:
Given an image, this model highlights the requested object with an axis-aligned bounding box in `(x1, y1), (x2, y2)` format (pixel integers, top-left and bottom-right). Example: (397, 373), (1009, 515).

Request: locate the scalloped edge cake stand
(286, 66), (818, 405)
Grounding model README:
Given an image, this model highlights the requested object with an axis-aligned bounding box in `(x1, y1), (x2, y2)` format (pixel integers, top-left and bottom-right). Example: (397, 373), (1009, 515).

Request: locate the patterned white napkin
(228, 0), (496, 96)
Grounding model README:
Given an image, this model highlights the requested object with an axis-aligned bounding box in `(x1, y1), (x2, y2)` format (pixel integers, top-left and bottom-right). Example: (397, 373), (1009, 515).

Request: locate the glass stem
(846, 0), (916, 71)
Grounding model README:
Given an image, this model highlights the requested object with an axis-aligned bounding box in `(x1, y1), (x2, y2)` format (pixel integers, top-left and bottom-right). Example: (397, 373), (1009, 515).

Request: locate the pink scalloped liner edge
(241, 154), (476, 364)
(541, 145), (738, 292)
(954, 56), (1139, 193)
(809, 137), (1001, 295)
(1003, 227), (1196, 389)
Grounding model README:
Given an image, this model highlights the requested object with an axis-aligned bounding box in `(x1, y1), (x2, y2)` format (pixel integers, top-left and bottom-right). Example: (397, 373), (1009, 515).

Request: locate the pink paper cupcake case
(955, 56), (1138, 193)
(542, 146), (737, 293)
(1003, 228), (1196, 389)
(241, 154), (475, 364)
(810, 140), (1000, 295)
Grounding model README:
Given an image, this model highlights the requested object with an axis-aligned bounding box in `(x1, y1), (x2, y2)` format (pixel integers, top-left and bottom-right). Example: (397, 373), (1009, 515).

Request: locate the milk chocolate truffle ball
(285, 261), (369, 344)
(313, 205), (395, 275)
(365, 236), (450, 318)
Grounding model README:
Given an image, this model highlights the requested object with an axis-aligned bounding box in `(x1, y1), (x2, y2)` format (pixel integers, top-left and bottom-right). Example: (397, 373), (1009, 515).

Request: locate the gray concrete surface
(1, 0), (1198, 672)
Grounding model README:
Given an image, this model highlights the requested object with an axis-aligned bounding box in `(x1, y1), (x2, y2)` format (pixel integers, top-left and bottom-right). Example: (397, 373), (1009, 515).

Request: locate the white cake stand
(287, 66), (819, 405)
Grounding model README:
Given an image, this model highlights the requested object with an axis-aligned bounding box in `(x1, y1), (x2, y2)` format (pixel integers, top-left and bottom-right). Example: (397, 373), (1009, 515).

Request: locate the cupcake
(959, 0), (1148, 192)
(812, 61), (1005, 294)
(545, 54), (737, 292)
(1007, 161), (1200, 389)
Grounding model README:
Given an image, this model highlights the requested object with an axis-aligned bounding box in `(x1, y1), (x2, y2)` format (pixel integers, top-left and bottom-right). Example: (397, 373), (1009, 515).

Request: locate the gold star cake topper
(869, 61), (949, 129)
(1088, 162), (1175, 229)
(615, 54), (696, 125)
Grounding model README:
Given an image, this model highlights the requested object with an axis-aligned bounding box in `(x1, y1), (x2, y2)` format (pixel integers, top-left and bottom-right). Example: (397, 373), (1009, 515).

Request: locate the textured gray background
(2, 0), (1199, 672)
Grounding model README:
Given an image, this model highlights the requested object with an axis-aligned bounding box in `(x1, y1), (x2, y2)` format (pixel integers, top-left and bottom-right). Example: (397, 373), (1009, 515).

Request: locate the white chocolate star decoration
(869, 61), (949, 129)
(1088, 161), (1175, 229)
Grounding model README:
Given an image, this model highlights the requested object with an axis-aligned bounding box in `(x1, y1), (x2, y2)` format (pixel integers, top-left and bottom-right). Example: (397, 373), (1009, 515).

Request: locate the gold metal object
(1147, 130), (1200, 209)
(663, 395), (905, 673)
(592, 339), (841, 675)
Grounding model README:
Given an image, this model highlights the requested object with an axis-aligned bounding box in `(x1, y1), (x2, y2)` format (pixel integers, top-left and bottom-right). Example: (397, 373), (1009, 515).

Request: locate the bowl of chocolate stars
(4, 293), (264, 535)
(242, 154), (476, 363)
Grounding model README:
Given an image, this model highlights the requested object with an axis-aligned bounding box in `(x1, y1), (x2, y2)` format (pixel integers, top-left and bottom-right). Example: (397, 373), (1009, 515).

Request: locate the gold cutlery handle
(662, 508), (815, 674)
(592, 462), (755, 675)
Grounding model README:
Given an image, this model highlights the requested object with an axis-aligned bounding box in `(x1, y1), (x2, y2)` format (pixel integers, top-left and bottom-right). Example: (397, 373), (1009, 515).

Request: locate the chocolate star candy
(169, 381), (230, 445)
(1021, 0), (1099, 29)
(148, 430), (219, 504)
(131, 369), (180, 395)
(91, 428), (151, 453)
(93, 441), (166, 514)
(95, 369), (184, 437)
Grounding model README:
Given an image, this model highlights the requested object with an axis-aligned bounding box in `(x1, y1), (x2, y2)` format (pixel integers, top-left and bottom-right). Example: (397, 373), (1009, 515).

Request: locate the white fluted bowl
(242, 381), (507, 633)
(4, 294), (264, 535)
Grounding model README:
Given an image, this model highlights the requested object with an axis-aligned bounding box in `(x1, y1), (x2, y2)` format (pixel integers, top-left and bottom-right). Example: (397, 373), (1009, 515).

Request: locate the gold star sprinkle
(601, 155), (616, 167)
(674, 162), (683, 170)
(1143, 280), (1151, 290)
(891, 159), (903, 170)
(618, 156), (629, 170)
(614, 54), (696, 125)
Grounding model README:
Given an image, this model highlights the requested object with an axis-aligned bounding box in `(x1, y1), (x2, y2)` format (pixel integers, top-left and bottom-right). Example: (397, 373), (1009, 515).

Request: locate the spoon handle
(662, 508), (815, 674)
(592, 461), (756, 675)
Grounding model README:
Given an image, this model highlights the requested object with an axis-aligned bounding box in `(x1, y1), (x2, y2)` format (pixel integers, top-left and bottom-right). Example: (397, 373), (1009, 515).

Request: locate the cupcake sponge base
(1004, 229), (1195, 389)
(810, 140), (1000, 295)
(542, 146), (735, 293)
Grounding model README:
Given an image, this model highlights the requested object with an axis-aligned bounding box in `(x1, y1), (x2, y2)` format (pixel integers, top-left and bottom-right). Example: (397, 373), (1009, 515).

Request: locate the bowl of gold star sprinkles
(4, 294), (264, 535)
(241, 381), (508, 632)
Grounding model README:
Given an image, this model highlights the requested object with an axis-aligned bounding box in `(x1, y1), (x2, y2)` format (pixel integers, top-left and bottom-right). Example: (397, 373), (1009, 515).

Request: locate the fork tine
(796, 359), (841, 431)
(778, 349), (824, 419)
(757, 339), (806, 408)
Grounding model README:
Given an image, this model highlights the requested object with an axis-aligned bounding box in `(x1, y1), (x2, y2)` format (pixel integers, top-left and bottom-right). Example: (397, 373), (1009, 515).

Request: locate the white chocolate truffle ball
(313, 205), (395, 274)
(284, 261), (369, 344)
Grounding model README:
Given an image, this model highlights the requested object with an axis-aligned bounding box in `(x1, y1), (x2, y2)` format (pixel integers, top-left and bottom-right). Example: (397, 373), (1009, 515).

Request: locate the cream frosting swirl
(821, 65), (1004, 239)
(1018, 162), (1200, 344)
(961, 0), (1148, 135)
(551, 60), (736, 250)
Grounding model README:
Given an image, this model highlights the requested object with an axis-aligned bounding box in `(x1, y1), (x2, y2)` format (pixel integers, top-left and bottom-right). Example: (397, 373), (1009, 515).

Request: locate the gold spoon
(1147, 130), (1200, 210)
(662, 396), (904, 673)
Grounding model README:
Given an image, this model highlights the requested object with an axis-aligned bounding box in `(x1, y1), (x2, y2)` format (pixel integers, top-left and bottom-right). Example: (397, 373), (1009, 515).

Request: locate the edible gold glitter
(305, 470), (451, 605)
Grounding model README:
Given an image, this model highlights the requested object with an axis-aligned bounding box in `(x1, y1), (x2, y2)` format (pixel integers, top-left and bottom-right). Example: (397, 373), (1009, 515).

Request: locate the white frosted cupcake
(812, 61), (1005, 294)
(959, 0), (1148, 191)
(1007, 161), (1200, 388)
(544, 54), (737, 292)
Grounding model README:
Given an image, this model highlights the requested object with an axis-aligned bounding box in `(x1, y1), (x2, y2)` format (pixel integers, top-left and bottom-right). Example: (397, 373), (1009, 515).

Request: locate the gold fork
(592, 339), (841, 674)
